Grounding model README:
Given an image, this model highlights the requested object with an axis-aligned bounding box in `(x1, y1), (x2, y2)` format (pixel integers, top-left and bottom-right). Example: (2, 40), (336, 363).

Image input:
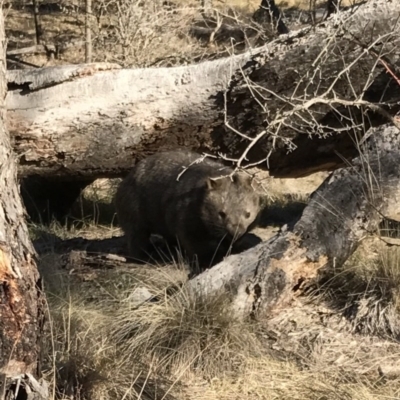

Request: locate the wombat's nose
(235, 225), (247, 239)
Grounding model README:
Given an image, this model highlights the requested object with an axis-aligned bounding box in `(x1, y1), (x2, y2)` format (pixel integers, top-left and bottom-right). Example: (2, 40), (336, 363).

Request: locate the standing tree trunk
(326, 0), (341, 18)
(0, 7), (47, 400)
(253, 0), (289, 35)
(32, 0), (43, 44)
(85, 0), (92, 63)
(201, 0), (212, 14)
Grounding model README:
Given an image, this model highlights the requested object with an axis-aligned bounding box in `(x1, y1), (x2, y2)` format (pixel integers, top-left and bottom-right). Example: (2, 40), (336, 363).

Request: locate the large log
(190, 123), (400, 317)
(7, 0), (400, 180)
(0, 6), (48, 399)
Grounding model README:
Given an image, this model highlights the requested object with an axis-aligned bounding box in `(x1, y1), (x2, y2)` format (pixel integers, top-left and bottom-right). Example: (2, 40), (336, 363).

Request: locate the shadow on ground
(32, 198), (307, 269)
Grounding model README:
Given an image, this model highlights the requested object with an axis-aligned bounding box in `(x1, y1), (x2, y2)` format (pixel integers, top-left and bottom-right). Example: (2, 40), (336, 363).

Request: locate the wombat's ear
(233, 173), (251, 185)
(206, 178), (221, 190)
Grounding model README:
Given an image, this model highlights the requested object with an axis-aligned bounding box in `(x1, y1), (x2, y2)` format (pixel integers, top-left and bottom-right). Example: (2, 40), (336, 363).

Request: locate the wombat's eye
(244, 212), (251, 219)
(219, 211), (226, 219)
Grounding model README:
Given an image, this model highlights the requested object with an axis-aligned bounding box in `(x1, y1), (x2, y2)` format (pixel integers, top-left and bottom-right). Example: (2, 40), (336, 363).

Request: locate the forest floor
(6, 0), (364, 68)
(29, 171), (400, 400)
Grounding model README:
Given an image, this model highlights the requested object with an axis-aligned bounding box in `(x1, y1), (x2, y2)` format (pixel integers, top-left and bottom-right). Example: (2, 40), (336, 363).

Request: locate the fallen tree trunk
(190, 123), (400, 317)
(0, 7), (48, 399)
(7, 0), (400, 180)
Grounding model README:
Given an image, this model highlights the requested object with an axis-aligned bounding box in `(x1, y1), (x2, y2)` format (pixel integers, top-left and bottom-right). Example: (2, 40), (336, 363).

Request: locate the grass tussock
(37, 232), (400, 399)
(41, 255), (185, 400)
(113, 282), (262, 379)
(40, 252), (263, 396)
(319, 234), (400, 337)
(45, 292), (180, 400)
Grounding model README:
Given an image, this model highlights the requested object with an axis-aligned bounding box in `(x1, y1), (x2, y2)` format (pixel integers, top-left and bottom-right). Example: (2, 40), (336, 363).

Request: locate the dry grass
(40, 254), (186, 400)
(34, 213), (400, 400)
(27, 171), (400, 399)
(39, 253), (262, 398)
(6, 0), (368, 69)
(38, 249), (400, 400)
(316, 232), (400, 337)
(6, 3), (202, 67)
(29, 215), (119, 242)
(93, 1), (202, 67)
(206, 358), (400, 400)
(113, 277), (262, 380)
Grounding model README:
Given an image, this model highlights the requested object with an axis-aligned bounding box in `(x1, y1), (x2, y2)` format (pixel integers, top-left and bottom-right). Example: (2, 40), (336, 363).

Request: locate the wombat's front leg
(125, 227), (151, 262)
(181, 237), (230, 271)
(232, 233), (262, 254)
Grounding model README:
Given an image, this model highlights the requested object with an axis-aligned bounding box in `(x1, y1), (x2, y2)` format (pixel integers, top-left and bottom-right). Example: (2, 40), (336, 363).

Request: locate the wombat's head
(202, 173), (260, 240)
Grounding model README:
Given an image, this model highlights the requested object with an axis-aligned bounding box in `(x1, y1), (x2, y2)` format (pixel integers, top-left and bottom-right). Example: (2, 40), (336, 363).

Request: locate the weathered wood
(7, 45), (47, 56)
(7, 59), (242, 179)
(0, 7), (47, 399)
(190, 123), (400, 317)
(6, 0), (400, 181)
(222, 0), (400, 177)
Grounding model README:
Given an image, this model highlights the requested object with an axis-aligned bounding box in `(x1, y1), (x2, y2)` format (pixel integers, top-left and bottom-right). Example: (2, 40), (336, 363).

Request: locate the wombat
(115, 150), (261, 268)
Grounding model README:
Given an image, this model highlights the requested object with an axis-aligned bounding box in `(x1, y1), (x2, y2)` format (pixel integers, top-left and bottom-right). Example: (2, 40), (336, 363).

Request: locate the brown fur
(115, 150), (261, 268)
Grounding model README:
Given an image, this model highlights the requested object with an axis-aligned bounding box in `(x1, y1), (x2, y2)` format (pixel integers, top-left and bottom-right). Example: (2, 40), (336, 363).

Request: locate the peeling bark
(190, 124), (400, 317)
(0, 7), (47, 399)
(6, 0), (400, 180)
